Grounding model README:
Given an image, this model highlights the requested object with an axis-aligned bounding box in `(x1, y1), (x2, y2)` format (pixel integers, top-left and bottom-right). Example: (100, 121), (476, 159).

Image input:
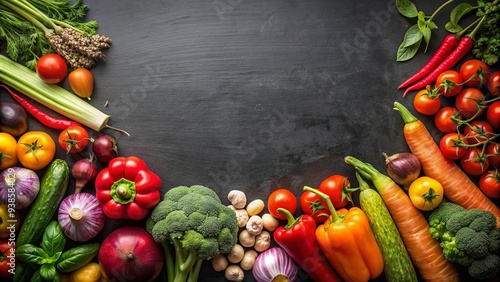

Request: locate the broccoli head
(147, 185), (238, 282)
(428, 202), (500, 280)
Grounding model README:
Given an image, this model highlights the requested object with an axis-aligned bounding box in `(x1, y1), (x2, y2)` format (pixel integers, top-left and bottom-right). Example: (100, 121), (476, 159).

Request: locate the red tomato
(58, 125), (90, 153)
(486, 142), (500, 169)
(455, 88), (485, 119)
(439, 133), (468, 160)
(36, 54), (68, 84)
(435, 70), (463, 97)
(459, 59), (489, 87)
(434, 107), (460, 133)
(413, 89), (441, 115)
(318, 174), (351, 209)
(299, 190), (330, 223)
(0, 240), (14, 277)
(486, 101), (500, 129)
(479, 170), (500, 198)
(267, 188), (297, 220)
(463, 120), (494, 145)
(486, 71), (500, 96)
(460, 147), (489, 176)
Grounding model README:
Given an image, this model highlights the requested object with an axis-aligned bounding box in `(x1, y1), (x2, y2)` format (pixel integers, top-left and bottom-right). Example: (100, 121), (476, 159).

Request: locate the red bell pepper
(95, 156), (162, 220)
(273, 208), (342, 282)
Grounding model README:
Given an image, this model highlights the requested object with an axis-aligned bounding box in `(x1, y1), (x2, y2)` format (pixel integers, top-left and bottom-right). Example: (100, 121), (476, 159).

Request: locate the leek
(0, 54), (128, 135)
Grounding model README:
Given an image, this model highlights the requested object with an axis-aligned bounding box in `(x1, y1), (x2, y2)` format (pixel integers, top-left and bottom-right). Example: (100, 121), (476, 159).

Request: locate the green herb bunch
(0, 0), (111, 69)
(395, 0), (500, 65)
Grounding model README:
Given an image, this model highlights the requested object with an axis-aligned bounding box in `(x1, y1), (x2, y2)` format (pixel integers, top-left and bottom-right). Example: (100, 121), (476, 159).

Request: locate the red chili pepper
(403, 36), (474, 97)
(95, 156), (162, 220)
(0, 84), (81, 130)
(398, 34), (459, 89)
(273, 208), (342, 282)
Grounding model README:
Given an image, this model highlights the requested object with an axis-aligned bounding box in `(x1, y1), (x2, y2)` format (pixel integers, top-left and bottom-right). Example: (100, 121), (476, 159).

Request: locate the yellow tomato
(16, 131), (55, 171)
(0, 132), (18, 170)
(0, 204), (21, 238)
(408, 176), (444, 211)
(69, 262), (101, 282)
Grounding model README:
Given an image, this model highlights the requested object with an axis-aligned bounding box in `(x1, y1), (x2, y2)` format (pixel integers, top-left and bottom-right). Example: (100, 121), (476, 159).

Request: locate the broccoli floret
(468, 254), (500, 280)
(428, 202), (500, 280)
(147, 185), (238, 282)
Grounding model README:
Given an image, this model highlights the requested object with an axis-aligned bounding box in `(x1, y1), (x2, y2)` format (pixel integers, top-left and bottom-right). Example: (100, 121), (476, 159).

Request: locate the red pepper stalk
(273, 208), (342, 282)
(95, 156), (162, 220)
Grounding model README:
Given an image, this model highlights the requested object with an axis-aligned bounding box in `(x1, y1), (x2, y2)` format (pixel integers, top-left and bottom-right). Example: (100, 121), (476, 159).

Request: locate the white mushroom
(240, 250), (258, 271)
(228, 190), (247, 209)
(234, 209), (249, 228)
(254, 230), (271, 252)
(227, 243), (245, 264)
(246, 215), (263, 236)
(225, 265), (244, 282)
(238, 229), (256, 248)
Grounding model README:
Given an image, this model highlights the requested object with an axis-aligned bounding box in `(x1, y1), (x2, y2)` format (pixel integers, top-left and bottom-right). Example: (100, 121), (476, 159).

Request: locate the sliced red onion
(0, 167), (40, 209)
(58, 193), (105, 242)
(252, 247), (298, 282)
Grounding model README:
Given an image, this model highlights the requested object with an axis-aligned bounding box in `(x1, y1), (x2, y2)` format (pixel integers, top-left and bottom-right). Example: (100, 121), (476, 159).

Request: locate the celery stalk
(0, 54), (128, 135)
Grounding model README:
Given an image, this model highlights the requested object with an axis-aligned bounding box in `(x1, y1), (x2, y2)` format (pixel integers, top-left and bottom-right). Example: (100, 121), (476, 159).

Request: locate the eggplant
(0, 102), (28, 136)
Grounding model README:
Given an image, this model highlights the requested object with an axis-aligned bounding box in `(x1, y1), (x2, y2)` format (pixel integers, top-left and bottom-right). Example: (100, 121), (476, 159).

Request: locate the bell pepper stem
(110, 178), (137, 204)
(303, 186), (342, 223)
(277, 208), (301, 229)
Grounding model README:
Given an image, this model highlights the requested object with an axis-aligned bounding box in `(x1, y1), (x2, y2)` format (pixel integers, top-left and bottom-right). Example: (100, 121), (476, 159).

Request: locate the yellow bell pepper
(304, 186), (384, 282)
(69, 262), (102, 282)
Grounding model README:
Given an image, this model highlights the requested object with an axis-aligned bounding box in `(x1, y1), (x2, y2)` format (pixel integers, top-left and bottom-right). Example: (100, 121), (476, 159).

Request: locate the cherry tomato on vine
(68, 68), (94, 100)
(318, 174), (352, 209)
(36, 54), (68, 84)
(435, 70), (463, 97)
(413, 88), (441, 115)
(439, 133), (468, 160)
(267, 188), (297, 220)
(486, 100), (500, 129)
(463, 120), (494, 145)
(455, 88), (485, 119)
(479, 170), (500, 198)
(486, 71), (500, 96)
(460, 147), (489, 176)
(299, 190), (330, 223)
(459, 59), (489, 87)
(486, 142), (500, 169)
(58, 125), (90, 154)
(434, 107), (460, 133)
(408, 176), (443, 211)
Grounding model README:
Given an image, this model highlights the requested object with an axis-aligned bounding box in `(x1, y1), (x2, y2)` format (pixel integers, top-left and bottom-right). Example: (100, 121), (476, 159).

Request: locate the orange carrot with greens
(394, 101), (500, 227)
(345, 156), (460, 282)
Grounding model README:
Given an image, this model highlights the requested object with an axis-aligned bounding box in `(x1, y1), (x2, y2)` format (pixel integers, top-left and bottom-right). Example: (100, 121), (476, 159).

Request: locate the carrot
(394, 101), (500, 227)
(345, 156), (460, 282)
(398, 34), (459, 90)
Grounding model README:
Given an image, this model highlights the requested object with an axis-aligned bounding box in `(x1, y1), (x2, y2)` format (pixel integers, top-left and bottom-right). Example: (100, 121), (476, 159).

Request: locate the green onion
(0, 54), (128, 135)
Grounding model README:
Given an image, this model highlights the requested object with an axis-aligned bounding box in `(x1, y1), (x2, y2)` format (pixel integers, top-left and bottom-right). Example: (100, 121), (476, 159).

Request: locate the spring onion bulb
(58, 193), (105, 242)
(252, 247), (298, 282)
(0, 54), (128, 135)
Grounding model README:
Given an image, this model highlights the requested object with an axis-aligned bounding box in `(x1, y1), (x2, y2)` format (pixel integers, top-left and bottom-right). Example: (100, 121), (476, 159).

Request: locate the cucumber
(357, 173), (418, 282)
(16, 159), (69, 246)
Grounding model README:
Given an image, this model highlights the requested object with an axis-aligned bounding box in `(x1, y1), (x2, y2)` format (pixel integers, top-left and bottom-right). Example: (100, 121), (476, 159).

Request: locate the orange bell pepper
(304, 186), (384, 282)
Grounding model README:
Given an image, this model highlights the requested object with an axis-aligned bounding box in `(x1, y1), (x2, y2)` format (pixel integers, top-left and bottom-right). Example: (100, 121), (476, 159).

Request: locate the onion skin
(383, 152), (421, 188)
(58, 193), (105, 242)
(0, 167), (40, 209)
(252, 247), (298, 282)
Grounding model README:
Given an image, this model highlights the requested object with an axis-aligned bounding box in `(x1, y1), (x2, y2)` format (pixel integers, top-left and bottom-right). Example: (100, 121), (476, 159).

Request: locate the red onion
(72, 154), (98, 194)
(383, 152), (421, 189)
(58, 193), (105, 242)
(0, 167), (40, 209)
(252, 247), (298, 282)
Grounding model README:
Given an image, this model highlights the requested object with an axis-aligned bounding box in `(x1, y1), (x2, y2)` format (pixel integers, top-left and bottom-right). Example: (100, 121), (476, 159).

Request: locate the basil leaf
(31, 269), (44, 282)
(16, 244), (48, 265)
(402, 24), (423, 47)
(40, 221), (66, 257)
(422, 27), (432, 51)
(56, 243), (100, 273)
(397, 38), (422, 61)
(39, 264), (58, 282)
(450, 3), (475, 26)
(396, 0), (418, 18)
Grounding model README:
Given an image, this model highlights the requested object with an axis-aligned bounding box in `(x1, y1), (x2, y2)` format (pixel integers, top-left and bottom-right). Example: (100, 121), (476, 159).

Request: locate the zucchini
(356, 173), (418, 282)
(16, 159), (69, 246)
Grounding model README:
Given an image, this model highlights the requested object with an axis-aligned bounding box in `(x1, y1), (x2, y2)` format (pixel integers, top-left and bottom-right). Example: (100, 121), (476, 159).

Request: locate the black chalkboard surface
(1, 0), (498, 281)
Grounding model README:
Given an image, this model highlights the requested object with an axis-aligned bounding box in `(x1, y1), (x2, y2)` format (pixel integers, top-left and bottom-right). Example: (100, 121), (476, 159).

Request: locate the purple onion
(0, 167), (40, 209)
(252, 247), (298, 282)
(58, 193), (105, 242)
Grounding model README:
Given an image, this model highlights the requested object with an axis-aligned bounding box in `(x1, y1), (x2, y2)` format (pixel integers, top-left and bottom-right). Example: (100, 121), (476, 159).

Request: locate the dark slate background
(1, 0), (498, 281)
